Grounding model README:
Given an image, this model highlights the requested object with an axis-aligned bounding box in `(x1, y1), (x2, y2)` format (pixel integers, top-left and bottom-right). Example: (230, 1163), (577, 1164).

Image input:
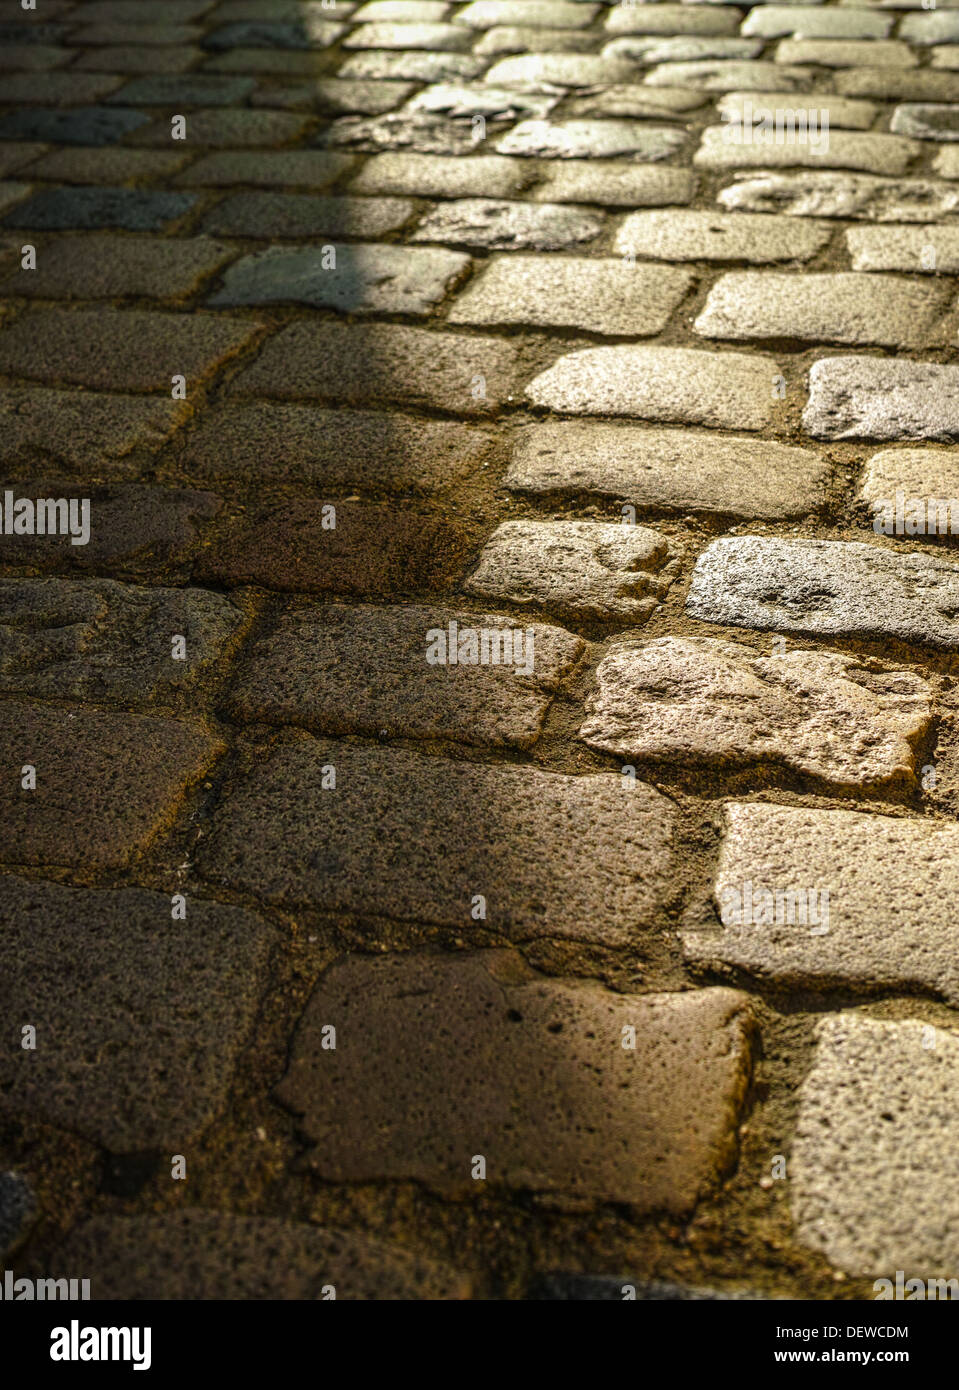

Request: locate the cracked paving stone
(337, 50), (486, 81)
(792, 1014), (959, 1277)
(0, 577), (245, 706)
(464, 519), (675, 625)
(0, 389), (188, 477)
(644, 61), (816, 91)
(891, 103), (959, 141)
(686, 535), (959, 649)
(227, 602), (584, 750)
(0, 702), (223, 868)
(448, 255), (692, 335)
(605, 4), (743, 36)
(456, 1), (599, 27)
(494, 119), (686, 161)
(583, 638), (931, 786)
(615, 209), (831, 262)
(412, 197), (603, 250)
(694, 126), (920, 174)
(483, 54), (638, 89)
(0, 1172), (36, 1260)
(0, 105), (149, 144)
(716, 90), (878, 130)
(526, 345), (783, 431)
(1, 234), (233, 299)
(52, 1213), (470, 1300)
(685, 804), (959, 1010)
(274, 950), (752, 1207)
(532, 160), (696, 206)
(347, 150), (529, 197)
(403, 82), (558, 119)
(858, 448), (959, 537)
(322, 112), (494, 155)
(1, 187), (197, 232)
(604, 36), (764, 63)
(203, 192), (414, 239)
(208, 243), (469, 314)
(805, 356), (959, 440)
(742, 5), (892, 37)
(0, 877), (271, 1152)
(506, 421), (829, 518)
(202, 741), (678, 946)
(718, 170), (959, 221)
(847, 223), (959, 271)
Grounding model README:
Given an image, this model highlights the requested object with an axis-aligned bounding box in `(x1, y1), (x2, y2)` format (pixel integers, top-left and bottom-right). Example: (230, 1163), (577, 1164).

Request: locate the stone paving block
(456, 1), (598, 27)
(0, 577), (244, 706)
(584, 640), (930, 785)
(202, 741), (678, 946)
(73, 22), (203, 46)
(716, 89), (878, 129)
(526, 346), (783, 431)
(303, 78), (418, 114)
(564, 85), (711, 118)
(531, 160), (696, 206)
(448, 255), (692, 335)
(604, 36), (763, 63)
(347, 150), (529, 197)
(644, 60), (815, 91)
(804, 356), (959, 440)
(230, 320), (526, 414)
(17, 146), (190, 183)
(775, 37), (916, 66)
(694, 271), (946, 349)
(846, 224), (959, 271)
(933, 146), (959, 179)
(0, 389), (188, 476)
(901, 10), (959, 42)
(1, 234), (233, 299)
(891, 104), (959, 141)
(835, 68), (959, 101)
(208, 243), (469, 314)
(323, 111), (491, 156)
(0, 309), (261, 393)
(857, 448), (959, 536)
(474, 25), (601, 56)
(0, 877), (271, 1151)
(175, 149), (353, 188)
(494, 118), (686, 161)
(1, 186), (197, 232)
(506, 421), (830, 518)
(228, 602), (584, 749)
(792, 1014), (959, 1276)
(205, 47), (346, 75)
(106, 74), (256, 104)
(686, 535), (959, 649)
(199, 502), (467, 595)
(686, 804), (959, 1011)
(464, 519), (675, 624)
(615, 209), (831, 262)
(403, 82), (559, 120)
(694, 125), (919, 174)
(484, 54), (638, 89)
(0, 105), (149, 145)
(52, 1212), (470, 1300)
(203, 191), (413, 239)
(718, 170), (959, 220)
(0, 1172), (36, 1260)
(606, 4), (743, 35)
(127, 106), (312, 148)
(275, 950), (752, 1206)
(184, 403), (493, 490)
(0, 702), (222, 868)
(412, 197), (603, 249)
(73, 44), (205, 74)
(338, 50), (487, 81)
(742, 5), (892, 37)
(354, 1), (450, 19)
(0, 72), (125, 105)
(202, 19), (346, 49)
(0, 143), (47, 178)
(342, 21), (472, 49)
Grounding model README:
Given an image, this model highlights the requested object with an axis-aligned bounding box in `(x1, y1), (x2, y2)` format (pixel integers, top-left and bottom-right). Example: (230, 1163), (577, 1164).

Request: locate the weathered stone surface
(2, 234), (233, 300)
(775, 38), (916, 67)
(526, 346), (783, 431)
(208, 243), (469, 314)
(716, 89), (878, 130)
(804, 356), (959, 441)
(404, 81), (558, 120)
(687, 535), (959, 649)
(615, 209), (831, 262)
(694, 272), (946, 349)
(201, 740), (677, 945)
(342, 20), (471, 49)
(474, 25), (600, 55)
(175, 150), (352, 188)
(448, 255), (692, 335)
(494, 118), (685, 162)
(685, 803), (959, 1006)
(792, 1014), (959, 1276)
(605, 36), (763, 64)
(339, 49), (485, 81)
(276, 951), (752, 1207)
(2, 187), (197, 231)
(465, 520), (675, 624)
(644, 60), (815, 91)
(484, 54), (637, 89)
(0, 1172), (36, 1259)
(10, 146), (188, 184)
(606, 4), (742, 36)
(583, 639), (931, 786)
(743, 6), (892, 38)
(411, 197), (603, 250)
(106, 74), (256, 104)
(457, 0), (598, 27)
(0, 104), (149, 144)
(53, 1213), (470, 1300)
(129, 106), (311, 148)
(891, 103), (959, 142)
(846, 224), (959, 272)
(531, 160), (696, 206)
(348, 151), (529, 197)
(932, 146), (959, 180)
(719, 170), (959, 221)
(0, 578), (245, 706)
(901, 10), (959, 42)
(858, 449), (959, 535)
(564, 85), (710, 119)
(0, 389), (188, 474)
(202, 18), (345, 48)
(0, 702), (222, 867)
(203, 192), (414, 240)
(228, 603), (584, 749)
(694, 125), (919, 174)
(506, 422), (829, 518)
(0, 877), (271, 1151)
(836, 68), (959, 101)
(323, 111), (489, 155)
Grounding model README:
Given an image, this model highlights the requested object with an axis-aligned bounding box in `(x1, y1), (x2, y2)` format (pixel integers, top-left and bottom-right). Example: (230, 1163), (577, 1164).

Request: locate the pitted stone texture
(0, 578), (245, 706)
(582, 639), (931, 786)
(230, 320), (526, 415)
(323, 112), (491, 156)
(775, 38), (916, 66)
(846, 225), (959, 272)
(717, 90), (878, 130)
(0, 702), (222, 868)
(338, 50), (486, 81)
(448, 256), (692, 335)
(532, 161), (696, 206)
(484, 54), (638, 89)
(792, 1014), (959, 1276)
(687, 535), (959, 650)
(836, 69), (959, 101)
(54, 1213), (470, 1300)
(474, 25), (601, 55)
(606, 5), (743, 36)
(348, 151), (529, 197)
(3, 234), (233, 300)
(742, 6), (892, 38)
(404, 82), (558, 120)
(858, 449), (959, 523)
(565, 85), (710, 119)
(185, 405), (494, 491)
(804, 357), (959, 441)
(507, 422), (829, 518)
(891, 104), (959, 142)
(228, 603), (584, 750)
(719, 171), (959, 221)
(694, 272), (946, 349)
(412, 198), (603, 250)
(644, 61), (815, 91)
(615, 209), (831, 263)
(527, 346), (783, 431)
(342, 20), (472, 49)
(457, 1), (598, 27)
(694, 126), (919, 174)
(0, 390), (188, 475)
(0, 878), (271, 1152)
(605, 36), (763, 63)
(276, 952), (752, 1209)
(201, 741), (677, 946)
(465, 520), (675, 625)
(685, 804), (959, 1008)
(0, 1172), (35, 1260)
(495, 119), (686, 162)
(208, 243), (468, 314)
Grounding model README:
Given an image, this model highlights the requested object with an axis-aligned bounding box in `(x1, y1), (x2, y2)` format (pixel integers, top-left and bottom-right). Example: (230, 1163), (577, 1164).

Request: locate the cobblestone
(615, 209), (831, 262)
(411, 197), (603, 249)
(804, 356), (959, 440)
(718, 170), (959, 220)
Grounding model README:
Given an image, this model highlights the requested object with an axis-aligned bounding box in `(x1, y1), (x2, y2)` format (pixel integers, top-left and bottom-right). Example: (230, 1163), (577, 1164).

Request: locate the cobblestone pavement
(3, 0), (959, 1303)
